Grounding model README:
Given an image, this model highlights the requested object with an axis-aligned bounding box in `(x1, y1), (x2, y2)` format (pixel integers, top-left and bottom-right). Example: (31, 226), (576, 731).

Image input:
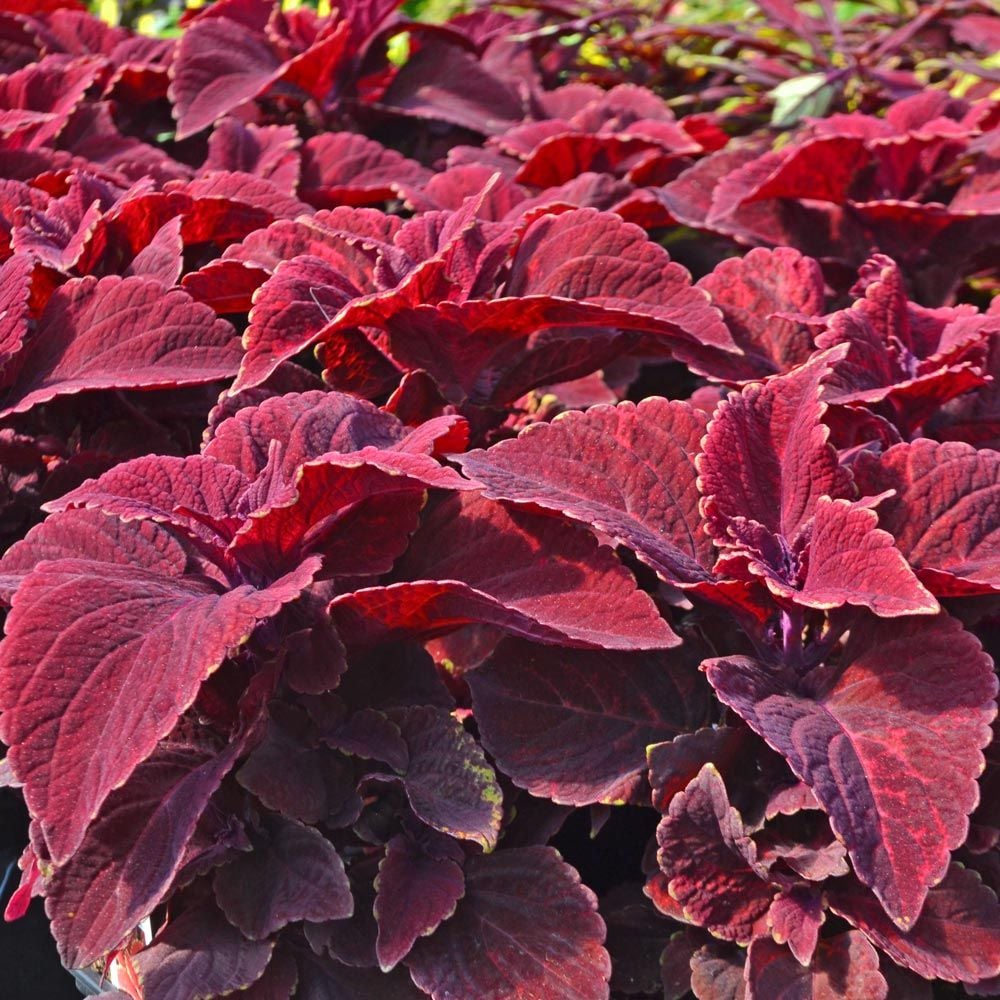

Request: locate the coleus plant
(0, 1), (996, 998)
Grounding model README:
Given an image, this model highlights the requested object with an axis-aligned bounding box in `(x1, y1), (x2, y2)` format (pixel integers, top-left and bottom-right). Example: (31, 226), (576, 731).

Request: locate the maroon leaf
(704, 613), (997, 927)
(0, 555), (319, 863)
(203, 389), (408, 478)
(213, 815), (352, 939)
(407, 846), (611, 1000)
(854, 439), (1000, 596)
(693, 247), (822, 380)
(300, 131), (431, 208)
(170, 15), (281, 140)
(829, 864), (1000, 984)
(698, 348), (850, 546)
(772, 496), (938, 617)
(237, 711), (360, 827)
(132, 899), (274, 999)
(46, 727), (248, 967)
(0, 508), (189, 604)
(455, 398), (715, 586)
(468, 638), (710, 805)
(46, 454), (250, 545)
(330, 492), (679, 650)
(745, 932), (887, 1000)
(766, 887), (824, 966)
(690, 940), (747, 1000)
(374, 832), (465, 971)
(0, 276), (240, 418)
(365, 705), (502, 850)
(655, 764), (774, 943)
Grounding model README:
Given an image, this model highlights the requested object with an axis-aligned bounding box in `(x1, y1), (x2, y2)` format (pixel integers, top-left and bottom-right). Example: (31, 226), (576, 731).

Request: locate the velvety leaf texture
(655, 764), (774, 943)
(455, 397), (715, 586)
(0, 555), (319, 863)
(0, 276), (240, 417)
(407, 846), (611, 1000)
(213, 815), (352, 939)
(705, 613), (997, 927)
(374, 833), (465, 971)
(468, 638), (710, 805)
(330, 492), (679, 650)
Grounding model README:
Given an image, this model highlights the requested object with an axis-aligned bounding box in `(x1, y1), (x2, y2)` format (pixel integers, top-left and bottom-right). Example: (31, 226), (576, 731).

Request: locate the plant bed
(0, 1), (998, 998)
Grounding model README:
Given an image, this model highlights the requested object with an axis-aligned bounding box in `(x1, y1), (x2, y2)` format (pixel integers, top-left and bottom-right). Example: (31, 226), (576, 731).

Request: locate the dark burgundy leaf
(0, 275), (239, 418)
(132, 899), (274, 999)
(469, 638), (710, 805)
(0, 555), (319, 863)
(829, 864), (1000, 984)
(705, 613), (997, 927)
(213, 815), (352, 939)
(655, 764), (773, 943)
(366, 705), (502, 850)
(46, 727), (248, 967)
(745, 932), (887, 1000)
(374, 832), (465, 971)
(407, 846), (611, 1000)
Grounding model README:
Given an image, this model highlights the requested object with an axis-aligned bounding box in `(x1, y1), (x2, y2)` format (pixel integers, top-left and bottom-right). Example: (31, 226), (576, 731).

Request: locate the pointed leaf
(0, 556), (319, 863)
(374, 833), (465, 971)
(655, 764), (773, 942)
(468, 638), (710, 805)
(455, 398), (714, 586)
(698, 349), (849, 545)
(407, 846), (611, 1000)
(704, 614), (997, 927)
(0, 276), (239, 418)
(330, 492), (678, 650)
(214, 815), (352, 939)
(829, 864), (1000, 984)
(745, 933), (887, 1000)
(46, 728), (248, 967)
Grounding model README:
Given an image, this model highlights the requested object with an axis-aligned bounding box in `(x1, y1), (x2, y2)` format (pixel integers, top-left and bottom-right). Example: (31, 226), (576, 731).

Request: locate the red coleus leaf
(455, 397), (715, 587)
(213, 814), (352, 939)
(698, 348), (852, 548)
(828, 864), (1000, 984)
(690, 940), (747, 1000)
(132, 899), (274, 999)
(853, 439), (1000, 596)
(693, 247), (823, 381)
(0, 553), (320, 864)
(236, 710), (359, 827)
(704, 613), (997, 927)
(45, 453), (251, 547)
(45, 725), (249, 968)
(330, 492), (679, 650)
(169, 14), (282, 140)
(0, 507), (190, 604)
(204, 118), (302, 195)
(745, 932), (888, 1000)
(407, 846), (611, 1000)
(299, 131), (432, 208)
(0, 275), (240, 418)
(468, 638), (710, 805)
(766, 887), (825, 966)
(757, 495), (938, 617)
(374, 832), (465, 971)
(0, 254), (34, 375)
(364, 705), (503, 850)
(654, 764), (774, 943)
